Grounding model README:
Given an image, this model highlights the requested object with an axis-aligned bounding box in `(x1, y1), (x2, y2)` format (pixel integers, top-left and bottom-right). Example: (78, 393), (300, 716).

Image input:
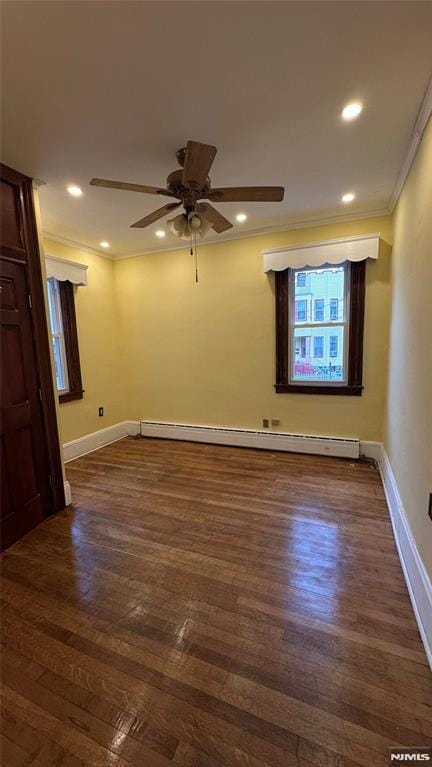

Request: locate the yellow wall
(115, 215), (392, 442)
(384, 116), (432, 577)
(43, 239), (125, 443)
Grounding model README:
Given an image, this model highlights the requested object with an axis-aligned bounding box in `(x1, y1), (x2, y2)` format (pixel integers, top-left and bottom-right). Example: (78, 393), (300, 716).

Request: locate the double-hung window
(275, 260), (365, 395)
(47, 278), (83, 403)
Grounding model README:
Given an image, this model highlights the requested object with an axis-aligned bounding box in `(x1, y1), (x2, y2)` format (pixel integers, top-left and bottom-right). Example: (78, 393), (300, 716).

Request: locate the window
(275, 261), (365, 395)
(313, 336), (324, 358)
(295, 299), (307, 321)
(47, 278), (83, 403)
(296, 272), (306, 287)
(314, 299), (324, 322)
(329, 335), (338, 357)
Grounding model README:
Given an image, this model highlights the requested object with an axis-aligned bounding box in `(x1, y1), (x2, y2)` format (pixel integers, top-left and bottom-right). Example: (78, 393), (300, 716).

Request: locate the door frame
(1, 163), (65, 515)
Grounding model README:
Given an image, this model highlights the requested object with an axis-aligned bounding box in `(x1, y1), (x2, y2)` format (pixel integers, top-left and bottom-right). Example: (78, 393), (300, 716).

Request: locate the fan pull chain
(194, 232), (199, 284)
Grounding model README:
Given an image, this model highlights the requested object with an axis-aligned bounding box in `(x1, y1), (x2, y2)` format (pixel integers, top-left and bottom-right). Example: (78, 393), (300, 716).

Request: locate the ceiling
(2, 1), (432, 258)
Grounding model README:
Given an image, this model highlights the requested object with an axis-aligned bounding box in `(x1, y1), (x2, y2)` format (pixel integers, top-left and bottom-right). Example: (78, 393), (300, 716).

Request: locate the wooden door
(0, 164), (65, 551)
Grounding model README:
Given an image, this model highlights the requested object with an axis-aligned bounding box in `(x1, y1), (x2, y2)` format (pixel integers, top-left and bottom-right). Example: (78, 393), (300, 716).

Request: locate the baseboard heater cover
(139, 421), (360, 459)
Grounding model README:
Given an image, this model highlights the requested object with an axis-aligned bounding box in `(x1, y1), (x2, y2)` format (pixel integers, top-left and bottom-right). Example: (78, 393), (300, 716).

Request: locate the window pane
(330, 298), (338, 320)
(293, 326), (345, 382)
(47, 278), (62, 333)
(295, 299), (307, 322)
(47, 278), (69, 393)
(314, 299), (324, 322)
(294, 266), (346, 323)
(52, 336), (66, 391)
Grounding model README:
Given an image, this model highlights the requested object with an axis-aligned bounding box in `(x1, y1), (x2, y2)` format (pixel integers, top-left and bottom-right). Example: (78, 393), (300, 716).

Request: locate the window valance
(46, 256), (88, 286)
(262, 233), (380, 273)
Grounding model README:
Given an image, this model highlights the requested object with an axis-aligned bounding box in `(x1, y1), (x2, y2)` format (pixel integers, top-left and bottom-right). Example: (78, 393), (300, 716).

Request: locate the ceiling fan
(89, 140), (284, 240)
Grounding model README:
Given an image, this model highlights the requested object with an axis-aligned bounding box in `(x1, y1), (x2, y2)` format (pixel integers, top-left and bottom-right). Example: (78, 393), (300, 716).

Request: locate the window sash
(47, 278), (69, 393)
(288, 264), (351, 387)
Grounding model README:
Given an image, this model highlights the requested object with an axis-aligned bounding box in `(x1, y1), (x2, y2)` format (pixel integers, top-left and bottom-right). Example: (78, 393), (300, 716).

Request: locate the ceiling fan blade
(182, 141), (217, 189)
(207, 186), (284, 202)
(198, 203), (233, 233)
(130, 202), (180, 229)
(90, 178), (174, 196)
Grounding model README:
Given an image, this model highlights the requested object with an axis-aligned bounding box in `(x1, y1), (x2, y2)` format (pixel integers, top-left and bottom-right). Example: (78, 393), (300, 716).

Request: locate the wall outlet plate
(98, 407), (104, 417)
(271, 419), (280, 427)
(428, 493), (432, 522)
(262, 418), (269, 428)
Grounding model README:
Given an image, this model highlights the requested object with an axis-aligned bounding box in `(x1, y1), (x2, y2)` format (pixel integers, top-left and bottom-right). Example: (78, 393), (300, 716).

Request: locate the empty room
(1, 1), (431, 765)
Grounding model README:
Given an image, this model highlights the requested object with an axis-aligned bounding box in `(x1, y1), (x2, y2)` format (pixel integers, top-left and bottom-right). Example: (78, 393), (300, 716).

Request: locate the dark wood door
(0, 164), (65, 551)
(1, 259), (51, 548)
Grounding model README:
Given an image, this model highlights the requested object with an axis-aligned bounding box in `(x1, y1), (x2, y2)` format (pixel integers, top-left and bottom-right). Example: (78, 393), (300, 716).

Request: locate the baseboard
(359, 441), (382, 462)
(379, 448), (432, 669)
(63, 480), (72, 506)
(63, 420), (140, 462)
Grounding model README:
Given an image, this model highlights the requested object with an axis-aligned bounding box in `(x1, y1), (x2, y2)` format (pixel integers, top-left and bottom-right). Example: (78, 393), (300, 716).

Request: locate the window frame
(47, 278), (84, 404)
(275, 260), (365, 396)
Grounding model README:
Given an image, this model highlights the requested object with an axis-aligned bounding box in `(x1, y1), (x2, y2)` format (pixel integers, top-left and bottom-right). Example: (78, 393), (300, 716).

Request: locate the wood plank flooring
(1, 437), (431, 766)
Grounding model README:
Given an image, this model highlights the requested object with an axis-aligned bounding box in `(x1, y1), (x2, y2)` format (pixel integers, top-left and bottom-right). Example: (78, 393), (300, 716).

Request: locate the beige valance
(262, 233), (380, 272)
(46, 256), (88, 285)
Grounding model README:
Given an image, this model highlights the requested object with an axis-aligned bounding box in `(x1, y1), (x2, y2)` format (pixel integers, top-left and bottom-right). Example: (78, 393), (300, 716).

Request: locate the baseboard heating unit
(139, 421), (360, 459)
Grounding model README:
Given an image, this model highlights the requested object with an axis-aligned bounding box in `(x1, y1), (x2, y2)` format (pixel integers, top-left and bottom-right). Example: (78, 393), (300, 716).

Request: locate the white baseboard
(379, 448), (432, 669)
(63, 480), (72, 506)
(63, 420), (139, 462)
(359, 441), (382, 462)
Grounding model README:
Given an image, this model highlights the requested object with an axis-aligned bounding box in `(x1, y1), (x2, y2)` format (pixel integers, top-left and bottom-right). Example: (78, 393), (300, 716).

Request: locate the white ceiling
(2, 1), (432, 257)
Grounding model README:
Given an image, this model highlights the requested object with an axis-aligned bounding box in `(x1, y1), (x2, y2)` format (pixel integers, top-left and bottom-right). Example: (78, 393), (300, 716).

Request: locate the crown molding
(43, 231), (116, 260)
(388, 75), (432, 213)
(111, 206), (391, 260)
(44, 208), (391, 262)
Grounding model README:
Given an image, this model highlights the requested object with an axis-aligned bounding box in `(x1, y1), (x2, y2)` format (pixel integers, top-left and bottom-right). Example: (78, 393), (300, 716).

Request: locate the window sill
(275, 384), (363, 396)
(59, 389), (84, 404)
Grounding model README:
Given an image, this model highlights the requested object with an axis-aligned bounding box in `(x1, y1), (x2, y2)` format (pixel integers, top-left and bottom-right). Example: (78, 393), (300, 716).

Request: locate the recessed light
(341, 102), (363, 121)
(99, 241), (110, 248)
(155, 230), (166, 238)
(236, 213), (247, 223)
(342, 192), (355, 203)
(67, 185), (83, 197)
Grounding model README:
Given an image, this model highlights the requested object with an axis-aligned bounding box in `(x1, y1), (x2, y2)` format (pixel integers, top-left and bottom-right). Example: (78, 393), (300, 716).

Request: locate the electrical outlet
(428, 493), (432, 522)
(98, 407), (104, 417)
(262, 418), (269, 429)
(271, 419), (280, 427)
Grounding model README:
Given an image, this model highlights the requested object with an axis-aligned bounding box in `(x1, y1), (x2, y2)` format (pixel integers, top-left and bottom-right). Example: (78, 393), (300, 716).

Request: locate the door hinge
(38, 387), (42, 401)
(28, 294), (32, 309)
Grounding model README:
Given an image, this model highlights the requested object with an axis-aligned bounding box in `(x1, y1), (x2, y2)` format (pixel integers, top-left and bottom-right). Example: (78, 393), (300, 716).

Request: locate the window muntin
(289, 264), (349, 385)
(47, 278), (69, 393)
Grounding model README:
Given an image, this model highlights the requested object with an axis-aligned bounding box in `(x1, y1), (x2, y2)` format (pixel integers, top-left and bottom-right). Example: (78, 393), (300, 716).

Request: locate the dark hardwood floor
(1, 437), (431, 766)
